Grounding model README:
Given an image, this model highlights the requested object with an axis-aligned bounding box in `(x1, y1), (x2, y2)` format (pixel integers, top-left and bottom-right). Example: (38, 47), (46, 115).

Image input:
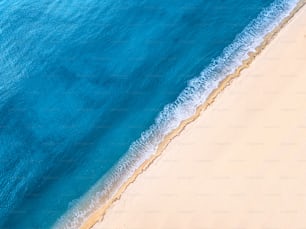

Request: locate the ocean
(0, 0), (299, 228)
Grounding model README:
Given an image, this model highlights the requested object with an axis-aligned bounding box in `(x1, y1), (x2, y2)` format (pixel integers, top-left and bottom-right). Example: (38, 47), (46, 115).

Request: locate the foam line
(54, 0), (304, 228)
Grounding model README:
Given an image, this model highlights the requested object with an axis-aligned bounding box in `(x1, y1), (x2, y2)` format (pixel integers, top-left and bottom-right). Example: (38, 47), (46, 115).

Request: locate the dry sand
(91, 3), (306, 229)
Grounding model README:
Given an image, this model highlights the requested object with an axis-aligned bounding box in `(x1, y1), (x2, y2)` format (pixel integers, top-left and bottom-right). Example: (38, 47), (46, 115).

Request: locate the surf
(54, 0), (300, 228)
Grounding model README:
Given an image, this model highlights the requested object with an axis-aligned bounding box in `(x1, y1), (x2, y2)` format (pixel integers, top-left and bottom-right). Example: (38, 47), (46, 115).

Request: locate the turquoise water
(0, 0), (298, 228)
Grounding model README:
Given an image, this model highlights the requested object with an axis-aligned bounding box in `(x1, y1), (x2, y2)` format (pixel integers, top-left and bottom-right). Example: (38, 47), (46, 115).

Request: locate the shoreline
(80, 1), (306, 228)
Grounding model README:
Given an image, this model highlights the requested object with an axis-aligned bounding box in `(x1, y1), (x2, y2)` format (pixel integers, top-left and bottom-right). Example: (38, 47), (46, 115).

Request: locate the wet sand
(88, 2), (306, 229)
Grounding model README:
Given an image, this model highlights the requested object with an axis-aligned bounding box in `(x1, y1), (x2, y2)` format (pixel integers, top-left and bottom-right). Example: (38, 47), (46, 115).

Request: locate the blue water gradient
(0, 0), (297, 228)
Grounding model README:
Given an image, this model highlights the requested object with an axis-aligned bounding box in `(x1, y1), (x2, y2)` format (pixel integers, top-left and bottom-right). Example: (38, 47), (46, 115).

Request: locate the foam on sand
(94, 3), (306, 228)
(54, 0), (305, 228)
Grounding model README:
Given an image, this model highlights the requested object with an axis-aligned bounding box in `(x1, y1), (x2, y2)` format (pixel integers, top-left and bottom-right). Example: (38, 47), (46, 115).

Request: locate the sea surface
(0, 0), (298, 228)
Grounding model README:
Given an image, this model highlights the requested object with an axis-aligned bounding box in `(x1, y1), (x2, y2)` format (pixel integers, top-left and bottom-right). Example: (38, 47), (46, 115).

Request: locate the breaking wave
(54, 0), (300, 228)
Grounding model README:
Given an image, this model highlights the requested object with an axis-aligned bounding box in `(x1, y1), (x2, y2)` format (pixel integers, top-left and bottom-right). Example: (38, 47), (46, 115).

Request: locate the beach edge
(80, 1), (306, 228)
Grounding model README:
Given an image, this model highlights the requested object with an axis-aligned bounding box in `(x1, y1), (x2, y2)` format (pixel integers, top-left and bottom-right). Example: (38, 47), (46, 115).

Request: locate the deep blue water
(0, 0), (298, 228)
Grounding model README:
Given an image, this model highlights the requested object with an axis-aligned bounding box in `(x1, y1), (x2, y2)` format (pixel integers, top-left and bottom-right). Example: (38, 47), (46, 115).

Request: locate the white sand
(91, 4), (306, 229)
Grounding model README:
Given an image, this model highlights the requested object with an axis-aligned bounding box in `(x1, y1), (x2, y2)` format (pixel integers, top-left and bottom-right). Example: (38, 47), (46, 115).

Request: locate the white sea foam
(54, 0), (300, 228)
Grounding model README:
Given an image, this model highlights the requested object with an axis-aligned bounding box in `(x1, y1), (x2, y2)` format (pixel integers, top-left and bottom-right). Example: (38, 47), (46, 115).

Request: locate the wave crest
(54, 0), (300, 228)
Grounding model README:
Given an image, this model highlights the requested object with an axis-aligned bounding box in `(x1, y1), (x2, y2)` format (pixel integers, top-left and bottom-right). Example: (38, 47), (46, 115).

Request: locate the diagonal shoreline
(80, 1), (306, 228)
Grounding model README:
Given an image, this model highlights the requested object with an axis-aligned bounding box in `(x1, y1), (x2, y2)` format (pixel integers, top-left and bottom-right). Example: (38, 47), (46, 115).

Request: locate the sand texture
(90, 3), (306, 229)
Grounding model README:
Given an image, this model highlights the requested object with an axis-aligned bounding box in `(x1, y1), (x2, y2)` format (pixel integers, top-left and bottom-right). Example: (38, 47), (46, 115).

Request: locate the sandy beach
(87, 2), (306, 229)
